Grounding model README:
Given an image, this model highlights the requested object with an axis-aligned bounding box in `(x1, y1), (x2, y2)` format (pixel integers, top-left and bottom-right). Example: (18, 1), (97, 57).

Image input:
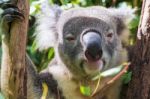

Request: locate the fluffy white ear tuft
(34, 1), (62, 51)
(109, 7), (136, 44)
(35, 15), (57, 51)
(109, 7), (136, 24)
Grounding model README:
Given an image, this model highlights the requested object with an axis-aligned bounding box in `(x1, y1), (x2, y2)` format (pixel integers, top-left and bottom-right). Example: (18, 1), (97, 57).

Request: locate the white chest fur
(48, 65), (86, 99)
(48, 64), (123, 99)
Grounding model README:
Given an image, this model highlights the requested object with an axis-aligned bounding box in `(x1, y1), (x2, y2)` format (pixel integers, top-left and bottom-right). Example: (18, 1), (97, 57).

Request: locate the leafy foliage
(80, 85), (91, 96)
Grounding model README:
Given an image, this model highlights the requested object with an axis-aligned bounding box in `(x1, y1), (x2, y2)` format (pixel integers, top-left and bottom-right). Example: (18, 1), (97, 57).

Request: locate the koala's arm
(26, 55), (64, 99)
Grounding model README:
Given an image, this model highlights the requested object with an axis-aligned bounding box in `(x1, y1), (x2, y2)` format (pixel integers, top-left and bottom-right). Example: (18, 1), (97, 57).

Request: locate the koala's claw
(2, 8), (24, 21)
(0, 3), (24, 36)
(1, 3), (17, 9)
(1, 4), (24, 22)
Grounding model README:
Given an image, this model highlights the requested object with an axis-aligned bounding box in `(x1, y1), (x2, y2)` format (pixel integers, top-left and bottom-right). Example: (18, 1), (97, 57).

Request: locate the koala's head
(36, 4), (134, 79)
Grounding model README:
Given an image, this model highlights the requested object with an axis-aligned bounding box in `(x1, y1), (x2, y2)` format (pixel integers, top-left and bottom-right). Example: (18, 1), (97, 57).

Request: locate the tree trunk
(125, 0), (150, 99)
(0, 0), (29, 99)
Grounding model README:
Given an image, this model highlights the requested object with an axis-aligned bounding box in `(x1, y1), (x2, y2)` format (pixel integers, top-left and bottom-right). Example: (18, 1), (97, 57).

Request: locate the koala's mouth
(80, 58), (106, 75)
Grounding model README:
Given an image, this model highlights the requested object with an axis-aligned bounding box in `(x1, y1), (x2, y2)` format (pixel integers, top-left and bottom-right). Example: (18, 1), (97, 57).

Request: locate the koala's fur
(27, 1), (134, 99)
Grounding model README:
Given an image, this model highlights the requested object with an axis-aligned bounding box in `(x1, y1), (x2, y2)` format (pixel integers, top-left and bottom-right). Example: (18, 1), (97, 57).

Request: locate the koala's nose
(82, 31), (102, 61)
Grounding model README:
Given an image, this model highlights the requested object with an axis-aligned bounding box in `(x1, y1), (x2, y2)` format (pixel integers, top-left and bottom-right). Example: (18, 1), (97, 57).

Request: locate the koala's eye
(106, 32), (114, 42)
(65, 34), (75, 42)
(106, 33), (113, 38)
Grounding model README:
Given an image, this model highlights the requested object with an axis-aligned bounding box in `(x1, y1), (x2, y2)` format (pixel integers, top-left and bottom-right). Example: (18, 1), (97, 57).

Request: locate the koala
(0, 1), (134, 99)
(27, 2), (134, 98)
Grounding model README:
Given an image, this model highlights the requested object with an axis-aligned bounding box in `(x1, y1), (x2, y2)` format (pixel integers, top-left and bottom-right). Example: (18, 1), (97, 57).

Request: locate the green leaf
(48, 48), (54, 60)
(122, 72), (132, 84)
(31, 40), (38, 53)
(92, 65), (123, 80)
(128, 16), (140, 29)
(80, 85), (91, 96)
(101, 65), (123, 77)
(60, 0), (70, 5)
(30, 1), (42, 15)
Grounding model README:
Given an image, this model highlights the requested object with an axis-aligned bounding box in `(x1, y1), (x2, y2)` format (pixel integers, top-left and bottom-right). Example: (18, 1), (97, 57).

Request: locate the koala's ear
(109, 7), (135, 45)
(35, 1), (62, 51)
(109, 7), (135, 35)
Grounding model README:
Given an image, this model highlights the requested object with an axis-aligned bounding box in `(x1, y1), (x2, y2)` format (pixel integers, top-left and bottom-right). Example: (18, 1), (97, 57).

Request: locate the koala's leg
(0, 3), (24, 97)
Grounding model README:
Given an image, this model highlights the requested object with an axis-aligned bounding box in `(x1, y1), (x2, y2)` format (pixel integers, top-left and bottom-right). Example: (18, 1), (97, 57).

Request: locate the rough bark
(125, 0), (150, 99)
(0, 0), (29, 99)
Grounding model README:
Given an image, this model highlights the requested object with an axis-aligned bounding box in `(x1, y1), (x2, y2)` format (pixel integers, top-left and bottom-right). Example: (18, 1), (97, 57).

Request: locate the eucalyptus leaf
(31, 40), (38, 53)
(80, 85), (91, 96)
(128, 16), (139, 29)
(92, 65), (124, 80)
(122, 72), (132, 84)
(48, 48), (54, 60)
(101, 65), (123, 77)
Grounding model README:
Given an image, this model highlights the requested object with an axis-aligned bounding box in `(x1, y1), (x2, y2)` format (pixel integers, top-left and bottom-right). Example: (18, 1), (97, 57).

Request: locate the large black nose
(82, 31), (102, 61)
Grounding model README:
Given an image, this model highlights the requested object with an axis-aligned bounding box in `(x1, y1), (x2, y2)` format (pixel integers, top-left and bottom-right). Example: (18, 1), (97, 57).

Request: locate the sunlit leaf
(101, 65), (123, 77)
(80, 85), (91, 96)
(92, 65), (124, 80)
(48, 48), (54, 60)
(129, 16), (140, 29)
(31, 40), (37, 53)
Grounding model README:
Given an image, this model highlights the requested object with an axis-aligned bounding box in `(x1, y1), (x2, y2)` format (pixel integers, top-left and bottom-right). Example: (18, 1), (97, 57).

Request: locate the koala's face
(36, 5), (133, 79)
(38, 6), (131, 80)
(56, 7), (127, 79)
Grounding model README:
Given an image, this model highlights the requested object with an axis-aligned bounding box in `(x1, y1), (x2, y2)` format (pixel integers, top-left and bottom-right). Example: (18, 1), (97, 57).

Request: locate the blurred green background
(0, 0), (142, 72)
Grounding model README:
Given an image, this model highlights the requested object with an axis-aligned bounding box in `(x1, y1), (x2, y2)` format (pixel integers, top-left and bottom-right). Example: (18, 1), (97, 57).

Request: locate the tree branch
(0, 0), (29, 98)
(125, 0), (150, 99)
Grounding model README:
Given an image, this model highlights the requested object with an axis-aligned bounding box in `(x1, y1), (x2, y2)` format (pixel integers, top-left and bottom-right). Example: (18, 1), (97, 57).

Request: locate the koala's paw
(1, 3), (24, 23)
(0, 3), (24, 36)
